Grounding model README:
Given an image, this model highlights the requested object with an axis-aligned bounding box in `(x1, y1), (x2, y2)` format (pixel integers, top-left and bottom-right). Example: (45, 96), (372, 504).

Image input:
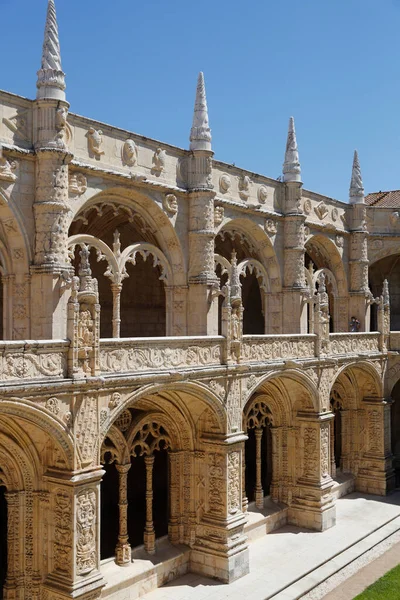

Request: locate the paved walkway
(140, 492), (400, 600)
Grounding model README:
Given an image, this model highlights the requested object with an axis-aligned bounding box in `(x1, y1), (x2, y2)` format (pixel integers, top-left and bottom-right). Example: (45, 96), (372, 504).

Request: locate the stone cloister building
(1, 1), (400, 599)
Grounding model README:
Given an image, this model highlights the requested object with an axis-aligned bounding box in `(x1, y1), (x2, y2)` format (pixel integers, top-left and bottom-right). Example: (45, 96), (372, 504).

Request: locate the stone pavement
(140, 492), (400, 600)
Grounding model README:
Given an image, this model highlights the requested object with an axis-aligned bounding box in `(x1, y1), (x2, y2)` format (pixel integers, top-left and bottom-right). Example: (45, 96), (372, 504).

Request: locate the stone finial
(36, 0), (66, 101)
(349, 150), (365, 204)
(383, 279), (390, 306)
(283, 117), (301, 183)
(189, 72), (212, 152)
(230, 251), (241, 302)
(78, 245), (93, 291)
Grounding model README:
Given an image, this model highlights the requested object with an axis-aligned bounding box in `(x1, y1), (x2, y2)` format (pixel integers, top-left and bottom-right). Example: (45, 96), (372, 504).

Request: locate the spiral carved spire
(283, 117), (301, 183)
(190, 72), (212, 152)
(36, 0), (66, 100)
(349, 150), (365, 204)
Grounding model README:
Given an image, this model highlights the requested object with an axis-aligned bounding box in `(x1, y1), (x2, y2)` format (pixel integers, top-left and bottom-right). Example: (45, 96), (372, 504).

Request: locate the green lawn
(354, 563), (400, 599)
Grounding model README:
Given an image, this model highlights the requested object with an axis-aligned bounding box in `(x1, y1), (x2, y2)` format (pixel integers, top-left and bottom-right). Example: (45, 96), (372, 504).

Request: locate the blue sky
(1, 0), (400, 202)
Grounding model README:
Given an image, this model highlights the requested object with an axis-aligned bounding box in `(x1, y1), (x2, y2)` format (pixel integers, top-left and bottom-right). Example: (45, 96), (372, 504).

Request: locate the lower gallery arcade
(0, 362), (395, 600)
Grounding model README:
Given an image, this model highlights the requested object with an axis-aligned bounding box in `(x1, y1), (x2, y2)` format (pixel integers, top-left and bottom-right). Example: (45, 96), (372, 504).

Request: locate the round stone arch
(368, 250), (400, 330)
(69, 187), (186, 286)
(328, 361), (384, 478)
(332, 360), (383, 403)
(0, 189), (32, 268)
(306, 234), (348, 332)
(105, 381), (226, 447)
(0, 419), (40, 600)
(242, 370), (317, 508)
(243, 369), (319, 419)
(0, 401), (74, 470)
(216, 217), (281, 292)
(305, 235), (347, 296)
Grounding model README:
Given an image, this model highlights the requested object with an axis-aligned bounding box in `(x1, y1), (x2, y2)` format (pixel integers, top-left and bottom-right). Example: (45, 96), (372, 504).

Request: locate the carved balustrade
(242, 334), (316, 362)
(327, 333), (380, 356)
(0, 332), (385, 385)
(99, 336), (224, 373)
(0, 340), (68, 381)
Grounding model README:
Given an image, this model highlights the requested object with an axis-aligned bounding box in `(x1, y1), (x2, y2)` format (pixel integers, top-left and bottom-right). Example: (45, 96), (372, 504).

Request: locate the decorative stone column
(184, 73), (219, 335)
(281, 118), (307, 334)
(111, 283), (122, 338)
(289, 412), (336, 531)
(115, 463), (131, 566)
(143, 455), (156, 555)
(348, 151), (370, 331)
(191, 436), (249, 583)
(43, 469), (104, 600)
(254, 428), (264, 509)
(356, 398), (395, 495)
(31, 0), (74, 339)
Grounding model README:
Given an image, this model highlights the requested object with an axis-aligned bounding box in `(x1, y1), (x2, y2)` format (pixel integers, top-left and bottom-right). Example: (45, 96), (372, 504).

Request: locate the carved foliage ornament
(76, 489), (97, 575)
(265, 219), (277, 236)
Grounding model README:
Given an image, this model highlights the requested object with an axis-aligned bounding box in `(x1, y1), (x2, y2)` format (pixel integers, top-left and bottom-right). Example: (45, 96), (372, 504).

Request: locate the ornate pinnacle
(37, 0), (66, 101)
(189, 72), (212, 152)
(230, 251), (241, 302)
(349, 150), (365, 204)
(383, 279), (390, 306)
(78, 245), (93, 291)
(283, 117), (301, 183)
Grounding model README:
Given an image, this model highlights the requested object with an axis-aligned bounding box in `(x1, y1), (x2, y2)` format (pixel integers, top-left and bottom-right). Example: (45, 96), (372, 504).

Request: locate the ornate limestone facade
(0, 2), (400, 599)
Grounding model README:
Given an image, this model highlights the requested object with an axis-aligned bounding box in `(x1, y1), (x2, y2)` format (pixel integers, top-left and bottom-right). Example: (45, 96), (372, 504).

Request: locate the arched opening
(120, 257), (165, 338)
(242, 272), (264, 334)
(0, 276), (3, 340)
(69, 202), (168, 338)
(100, 408), (174, 560)
(244, 401), (273, 506)
(391, 380), (400, 487)
(215, 231), (265, 335)
(369, 254), (400, 331)
(305, 235), (348, 333)
(0, 485), (7, 599)
(330, 393), (343, 471)
(100, 459), (119, 560)
(305, 253), (336, 333)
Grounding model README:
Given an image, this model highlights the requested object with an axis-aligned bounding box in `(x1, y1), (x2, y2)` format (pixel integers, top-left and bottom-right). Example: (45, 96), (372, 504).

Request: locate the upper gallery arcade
(1, 2), (400, 600)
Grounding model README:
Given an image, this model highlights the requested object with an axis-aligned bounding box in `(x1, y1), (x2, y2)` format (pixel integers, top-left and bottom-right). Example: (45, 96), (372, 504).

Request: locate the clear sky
(1, 0), (400, 202)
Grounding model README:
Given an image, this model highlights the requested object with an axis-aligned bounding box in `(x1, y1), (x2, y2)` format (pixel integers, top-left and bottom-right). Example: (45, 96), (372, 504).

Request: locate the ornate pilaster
(282, 118), (307, 333)
(67, 245), (100, 379)
(191, 435), (249, 583)
(289, 412), (336, 531)
(356, 398), (395, 495)
(111, 283), (122, 338)
(43, 469), (104, 600)
(115, 464), (131, 566)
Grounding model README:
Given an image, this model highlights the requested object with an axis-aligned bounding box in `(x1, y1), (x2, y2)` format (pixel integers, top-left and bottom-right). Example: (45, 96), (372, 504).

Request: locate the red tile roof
(365, 190), (400, 207)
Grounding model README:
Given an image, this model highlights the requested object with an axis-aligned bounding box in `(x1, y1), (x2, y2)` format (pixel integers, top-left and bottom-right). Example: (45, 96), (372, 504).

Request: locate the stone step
(268, 514), (400, 599)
